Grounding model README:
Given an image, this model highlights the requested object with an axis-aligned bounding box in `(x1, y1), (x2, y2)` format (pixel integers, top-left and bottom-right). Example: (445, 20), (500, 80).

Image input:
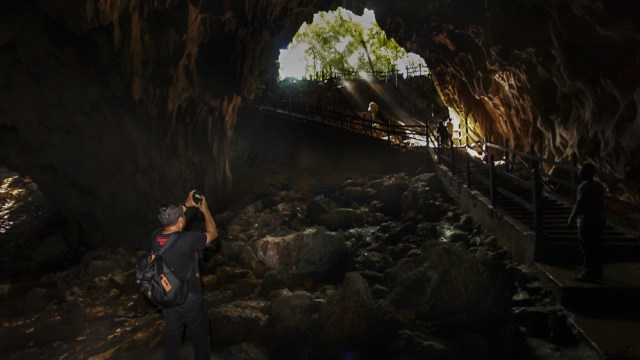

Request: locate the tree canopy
(279, 8), (427, 81)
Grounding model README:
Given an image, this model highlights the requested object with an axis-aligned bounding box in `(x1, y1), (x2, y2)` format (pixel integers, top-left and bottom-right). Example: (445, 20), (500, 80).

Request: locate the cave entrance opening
(278, 8), (427, 82)
(270, 7), (453, 147)
(0, 167), (78, 282)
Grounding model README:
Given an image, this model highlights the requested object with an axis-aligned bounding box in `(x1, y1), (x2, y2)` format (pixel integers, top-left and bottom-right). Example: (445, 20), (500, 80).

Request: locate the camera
(192, 191), (203, 205)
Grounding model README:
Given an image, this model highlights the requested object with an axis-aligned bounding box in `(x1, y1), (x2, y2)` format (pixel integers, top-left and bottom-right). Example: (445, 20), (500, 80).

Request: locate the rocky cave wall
(373, 0), (640, 198)
(0, 0), (336, 247)
(0, 0), (638, 248)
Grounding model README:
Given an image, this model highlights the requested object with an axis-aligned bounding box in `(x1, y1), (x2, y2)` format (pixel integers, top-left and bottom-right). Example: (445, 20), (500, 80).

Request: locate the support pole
(504, 139), (511, 172)
(570, 152), (579, 202)
(466, 152), (472, 188)
(451, 145), (456, 176)
(489, 154), (497, 207)
(530, 145), (543, 256)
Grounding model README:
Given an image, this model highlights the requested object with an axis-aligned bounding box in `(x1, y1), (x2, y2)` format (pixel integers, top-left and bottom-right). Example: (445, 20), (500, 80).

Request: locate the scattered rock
(0, 170), (590, 359)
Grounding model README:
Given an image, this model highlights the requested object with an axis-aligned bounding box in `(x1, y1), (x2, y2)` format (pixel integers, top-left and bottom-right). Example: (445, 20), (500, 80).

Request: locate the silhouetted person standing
(568, 163), (606, 281)
(437, 121), (448, 148)
(445, 118), (454, 147)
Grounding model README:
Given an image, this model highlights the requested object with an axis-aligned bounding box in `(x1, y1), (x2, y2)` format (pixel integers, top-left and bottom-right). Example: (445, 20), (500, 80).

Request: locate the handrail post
(425, 121), (430, 147)
(489, 153), (497, 207)
(532, 159), (542, 255)
(451, 144), (456, 176)
(530, 146), (543, 255)
(466, 150), (471, 188)
(570, 152), (579, 202)
(504, 139), (511, 172)
(484, 138), (490, 165)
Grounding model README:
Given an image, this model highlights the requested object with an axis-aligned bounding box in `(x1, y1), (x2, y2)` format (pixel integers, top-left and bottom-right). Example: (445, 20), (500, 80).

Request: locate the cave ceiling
(0, 0), (638, 247)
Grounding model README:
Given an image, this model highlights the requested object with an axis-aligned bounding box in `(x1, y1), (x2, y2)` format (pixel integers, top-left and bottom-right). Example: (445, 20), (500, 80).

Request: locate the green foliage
(283, 8), (426, 80)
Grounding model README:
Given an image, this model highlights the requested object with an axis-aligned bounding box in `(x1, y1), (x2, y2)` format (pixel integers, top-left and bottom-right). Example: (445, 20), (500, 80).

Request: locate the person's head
(157, 201), (185, 229)
(579, 162), (597, 181)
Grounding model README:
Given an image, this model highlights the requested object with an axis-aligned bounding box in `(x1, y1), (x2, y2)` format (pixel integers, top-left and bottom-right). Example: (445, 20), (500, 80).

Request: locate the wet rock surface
(0, 168), (600, 359)
(0, 168), (78, 281)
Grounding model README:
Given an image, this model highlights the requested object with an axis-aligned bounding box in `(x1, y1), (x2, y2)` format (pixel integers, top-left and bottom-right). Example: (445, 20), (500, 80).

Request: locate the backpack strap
(157, 232), (179, 256)
(152, 231), (199, 281)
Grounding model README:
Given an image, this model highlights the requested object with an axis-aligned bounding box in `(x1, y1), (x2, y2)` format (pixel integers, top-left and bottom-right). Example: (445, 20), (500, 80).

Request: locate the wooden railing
(250, 95), (431, 147)
(309, 64), (429, 85)
(437, 130), (640, 242)
(249, 95), (639, 239)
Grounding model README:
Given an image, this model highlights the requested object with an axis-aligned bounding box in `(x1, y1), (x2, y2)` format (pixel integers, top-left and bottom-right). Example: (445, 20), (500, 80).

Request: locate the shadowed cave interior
(0, 1), (639, 359)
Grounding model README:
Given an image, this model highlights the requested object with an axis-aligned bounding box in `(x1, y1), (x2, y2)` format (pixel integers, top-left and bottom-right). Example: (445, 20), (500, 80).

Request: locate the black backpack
(136, 232), (191, 308)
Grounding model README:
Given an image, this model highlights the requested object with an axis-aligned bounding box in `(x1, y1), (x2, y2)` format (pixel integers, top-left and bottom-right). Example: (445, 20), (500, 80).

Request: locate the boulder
(252, 227), (351, 286)
(316, 272), (375, 348)
(387, 243), (511, 321)
(267, 291), (319, 347)
(370, 175), (410, 216)
(340, 186), (375, 205)
(319, 208), (366, 230)
(209, 300), (268, 348)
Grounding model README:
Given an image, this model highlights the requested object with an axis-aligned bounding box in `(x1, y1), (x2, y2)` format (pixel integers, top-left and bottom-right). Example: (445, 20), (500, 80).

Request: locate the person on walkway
(368, 101), (379, 136)
(445, 118), (454, 147)
(567, 163), (606, 281)
(437, 121), (449, 148)
(368, 101), (379, 121)
(153, 190), (218, 360)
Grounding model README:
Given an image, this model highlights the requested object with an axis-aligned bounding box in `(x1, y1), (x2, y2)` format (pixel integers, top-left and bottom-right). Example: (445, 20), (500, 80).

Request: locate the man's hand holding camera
(184, 189), (217, 245)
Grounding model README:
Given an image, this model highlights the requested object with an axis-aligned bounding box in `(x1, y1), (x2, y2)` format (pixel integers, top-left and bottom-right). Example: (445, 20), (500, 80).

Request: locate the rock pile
(0, 170), (596, 359)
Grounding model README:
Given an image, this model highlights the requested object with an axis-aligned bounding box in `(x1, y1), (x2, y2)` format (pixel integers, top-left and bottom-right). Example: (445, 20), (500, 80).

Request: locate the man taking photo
(153, 190), (218, 360)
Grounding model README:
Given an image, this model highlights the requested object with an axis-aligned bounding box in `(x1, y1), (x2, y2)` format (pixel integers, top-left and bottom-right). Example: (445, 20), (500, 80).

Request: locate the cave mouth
(0, 168), (80, 282)
(278, 7), (427, 82)
(273, 7), (489, 150)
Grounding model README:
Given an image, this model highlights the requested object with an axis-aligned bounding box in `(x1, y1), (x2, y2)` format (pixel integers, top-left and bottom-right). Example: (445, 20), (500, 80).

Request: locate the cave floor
(538, 262), (640, 360)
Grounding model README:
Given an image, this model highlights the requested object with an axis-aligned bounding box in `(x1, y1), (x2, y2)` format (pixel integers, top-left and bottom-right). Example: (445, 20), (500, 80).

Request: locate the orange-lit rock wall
(375, 0), (639, 199)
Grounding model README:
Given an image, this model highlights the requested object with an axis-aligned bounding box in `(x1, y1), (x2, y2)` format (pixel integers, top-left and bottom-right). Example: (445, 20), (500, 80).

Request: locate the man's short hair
(158, 202), (184, 226)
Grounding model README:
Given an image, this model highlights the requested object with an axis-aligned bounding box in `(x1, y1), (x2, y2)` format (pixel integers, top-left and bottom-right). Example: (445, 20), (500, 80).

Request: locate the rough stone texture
(386, 242), (512, 321)
(252, 227), (352, 286)
(374, 0), (640, 199)
(316, 272), (375, 347)
(0, 0), (333, 247)
(0, 0), (638, 248)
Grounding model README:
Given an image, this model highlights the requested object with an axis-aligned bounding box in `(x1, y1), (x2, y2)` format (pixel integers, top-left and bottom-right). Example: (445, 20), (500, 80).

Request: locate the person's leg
(584, 223), (604, 278)
(184, 293), (211, 360)
(163, 307), (186, 360)
(578, 222), (603, 279)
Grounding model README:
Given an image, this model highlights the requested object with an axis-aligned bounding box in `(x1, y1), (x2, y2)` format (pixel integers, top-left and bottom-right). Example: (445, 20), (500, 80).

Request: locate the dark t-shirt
(574, 180), (606, 224)
(151, 229), (206, 294)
